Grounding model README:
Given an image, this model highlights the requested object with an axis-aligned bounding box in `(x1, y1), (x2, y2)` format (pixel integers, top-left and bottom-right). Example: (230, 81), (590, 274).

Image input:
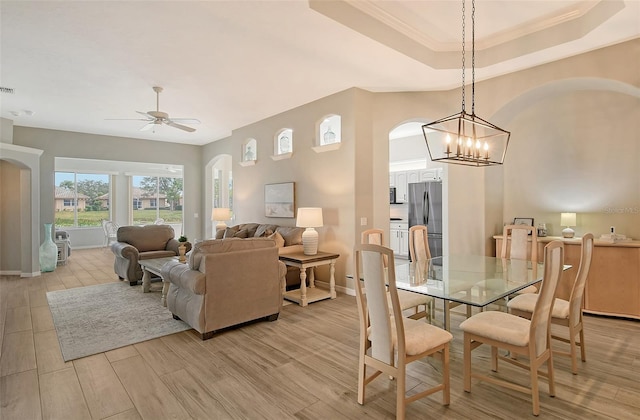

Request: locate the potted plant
(178, 236), (188, 262)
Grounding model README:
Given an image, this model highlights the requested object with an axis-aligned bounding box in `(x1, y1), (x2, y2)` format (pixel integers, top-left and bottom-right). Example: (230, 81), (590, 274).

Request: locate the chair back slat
(531, 240), (564, 356)
(354, 244), (401, 365)
(409, 225), (431, 261)
(361, 229), (384, 246)
(569, 233), (594, 322)
(502, 224), (538, 262)
(361, 229), (388, 267)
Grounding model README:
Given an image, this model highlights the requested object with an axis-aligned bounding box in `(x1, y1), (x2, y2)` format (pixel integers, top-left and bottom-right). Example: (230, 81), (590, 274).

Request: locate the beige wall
(201, 89), (361, 288)
(371, 39), (639, 259)
(6, 39), (638, 283)
(13, 127), (203, 249)
(1, 161), (23, 272)
(202, 39), (639, 292)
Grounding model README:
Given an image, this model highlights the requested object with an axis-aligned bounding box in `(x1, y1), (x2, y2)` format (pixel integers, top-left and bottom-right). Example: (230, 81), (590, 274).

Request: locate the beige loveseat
(215, 223), (304, 289)
(161, 237), (286, 340)
(111, 224), (191, 285)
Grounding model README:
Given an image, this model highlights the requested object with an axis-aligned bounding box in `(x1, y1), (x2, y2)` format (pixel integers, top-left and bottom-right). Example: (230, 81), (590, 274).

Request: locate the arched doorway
(205, 154), (232, 238)
(388, 120), (448, 258)
(0, 143), (43, 276)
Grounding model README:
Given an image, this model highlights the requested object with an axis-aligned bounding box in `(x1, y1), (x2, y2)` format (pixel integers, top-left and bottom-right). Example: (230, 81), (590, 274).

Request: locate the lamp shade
(211, 208), (231, 221)
(560, 213), (576, 227)
(296, 207), (323, 228)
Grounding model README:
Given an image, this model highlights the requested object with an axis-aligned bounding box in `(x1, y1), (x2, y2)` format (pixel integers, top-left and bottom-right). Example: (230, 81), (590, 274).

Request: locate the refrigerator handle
(424, 190), (429, 225)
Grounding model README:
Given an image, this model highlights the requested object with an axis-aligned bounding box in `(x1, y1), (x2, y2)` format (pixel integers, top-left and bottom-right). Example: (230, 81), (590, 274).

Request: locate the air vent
(0, 87), (15, 94)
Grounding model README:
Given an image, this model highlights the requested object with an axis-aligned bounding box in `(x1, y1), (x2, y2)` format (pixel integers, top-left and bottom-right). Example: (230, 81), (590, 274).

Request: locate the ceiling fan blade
(169, 118), (201, 125)
(105, 118), (151, 121)
(140, 122), (156, 131)
(136, 111), (154, 119)
(165, 120), (196, 132)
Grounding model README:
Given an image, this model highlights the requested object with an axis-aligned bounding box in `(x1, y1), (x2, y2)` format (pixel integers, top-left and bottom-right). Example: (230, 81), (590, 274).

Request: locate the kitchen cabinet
(391, 169), (442, 203)
(420, 169), (442, 181)
(395, 172), (408, 203)
(390, 222), (409, 258)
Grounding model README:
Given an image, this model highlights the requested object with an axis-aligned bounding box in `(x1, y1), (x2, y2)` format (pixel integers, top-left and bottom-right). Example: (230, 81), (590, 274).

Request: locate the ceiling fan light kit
(108, 86), (200, 133)
(423, 0), (510, 167)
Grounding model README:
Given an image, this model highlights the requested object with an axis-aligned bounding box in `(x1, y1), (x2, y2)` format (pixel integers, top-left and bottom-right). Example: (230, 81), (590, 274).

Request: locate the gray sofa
(161, 237), (286, 340)
(111, 224), (191, 285)
(215, 223), (304, 289)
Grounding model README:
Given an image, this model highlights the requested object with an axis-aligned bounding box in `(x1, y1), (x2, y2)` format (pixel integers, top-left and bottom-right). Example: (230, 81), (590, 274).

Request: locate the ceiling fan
(108, 86), (200, 133)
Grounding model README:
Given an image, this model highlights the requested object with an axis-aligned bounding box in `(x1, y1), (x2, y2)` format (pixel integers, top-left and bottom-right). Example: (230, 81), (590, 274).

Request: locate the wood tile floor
(1, 247), (639, 419)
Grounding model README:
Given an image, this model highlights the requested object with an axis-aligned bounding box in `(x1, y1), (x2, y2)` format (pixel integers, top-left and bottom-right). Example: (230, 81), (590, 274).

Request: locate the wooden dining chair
(408, 225), (431, 261)
(460, 240), (564, 416)
(409, 225), (468, 322)
(502, 224), (539, 294)
(508, 233), (594, 374)
(354, 243), (452, 420)
(361, 228), (433, 321)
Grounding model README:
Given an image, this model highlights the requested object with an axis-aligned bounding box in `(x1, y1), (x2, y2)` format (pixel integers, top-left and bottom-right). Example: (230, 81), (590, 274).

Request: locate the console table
(494, 235), (640, 319)
(279, 251), (339, 307)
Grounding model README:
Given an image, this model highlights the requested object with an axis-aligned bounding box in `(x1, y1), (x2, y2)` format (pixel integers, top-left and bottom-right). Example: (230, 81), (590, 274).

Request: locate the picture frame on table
(265, 182), (295, 218)
(513, 217), (535, 234)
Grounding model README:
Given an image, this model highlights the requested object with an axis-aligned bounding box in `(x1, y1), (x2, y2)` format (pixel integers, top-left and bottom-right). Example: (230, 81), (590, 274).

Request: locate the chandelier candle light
(560, 212), (577, 238)
(423, 0), (510, 167)
(296, 207), (323, 255)
(212, 208), (231, 231)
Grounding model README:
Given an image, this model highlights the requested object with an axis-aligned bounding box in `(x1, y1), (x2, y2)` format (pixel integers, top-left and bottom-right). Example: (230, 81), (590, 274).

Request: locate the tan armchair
(111, 224), (191, 285)
(161, 238), (286, 340)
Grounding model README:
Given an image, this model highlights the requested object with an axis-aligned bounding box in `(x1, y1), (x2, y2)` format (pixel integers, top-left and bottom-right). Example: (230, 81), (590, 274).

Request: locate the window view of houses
(54, 172), (184, 227)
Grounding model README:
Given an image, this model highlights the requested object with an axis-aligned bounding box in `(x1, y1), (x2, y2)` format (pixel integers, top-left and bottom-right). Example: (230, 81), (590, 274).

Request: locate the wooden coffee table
(138, 256), (179, 306)
(279, 251), (339, 307)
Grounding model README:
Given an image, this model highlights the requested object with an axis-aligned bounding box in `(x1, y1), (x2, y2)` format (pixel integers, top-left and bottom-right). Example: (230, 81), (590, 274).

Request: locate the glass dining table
(393, 255), (571, 330)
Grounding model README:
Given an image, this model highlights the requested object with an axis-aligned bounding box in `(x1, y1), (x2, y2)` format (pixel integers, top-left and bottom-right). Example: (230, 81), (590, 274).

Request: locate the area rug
(47, 282), (190, 361)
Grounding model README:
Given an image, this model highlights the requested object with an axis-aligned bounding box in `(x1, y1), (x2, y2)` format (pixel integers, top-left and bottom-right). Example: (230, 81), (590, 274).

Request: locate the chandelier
(423, 0), (510, 167)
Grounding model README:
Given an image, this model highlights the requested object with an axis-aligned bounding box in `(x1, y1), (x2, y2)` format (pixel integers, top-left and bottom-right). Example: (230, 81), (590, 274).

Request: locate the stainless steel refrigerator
(408, 181), (443, 258)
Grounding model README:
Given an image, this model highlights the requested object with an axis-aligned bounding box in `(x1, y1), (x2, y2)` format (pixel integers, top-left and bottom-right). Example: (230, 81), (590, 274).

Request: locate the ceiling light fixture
(422, 0), (510, 167)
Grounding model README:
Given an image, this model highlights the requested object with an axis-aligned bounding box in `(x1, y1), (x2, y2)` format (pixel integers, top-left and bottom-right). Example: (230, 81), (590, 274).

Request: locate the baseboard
(0, 270), (22, 276)
(312, 280), (355, 297)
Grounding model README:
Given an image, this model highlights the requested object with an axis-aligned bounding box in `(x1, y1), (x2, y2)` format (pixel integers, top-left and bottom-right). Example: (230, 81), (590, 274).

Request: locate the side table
(279, 251), (339, 307)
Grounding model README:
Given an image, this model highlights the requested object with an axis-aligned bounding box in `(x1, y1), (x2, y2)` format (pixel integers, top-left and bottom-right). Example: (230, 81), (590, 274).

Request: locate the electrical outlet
(610, 226), (615, 234)
(194, 213), (199, 218)
(360, 217), (367, 226)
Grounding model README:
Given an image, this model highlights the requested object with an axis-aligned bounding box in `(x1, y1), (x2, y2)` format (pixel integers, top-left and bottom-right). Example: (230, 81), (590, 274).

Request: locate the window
(243, 138), (257, 163)
(318, 114), (341, 146)
(131, 175), (184, 226)
(54, 172), (110, 227)
(275, 128), (293, 156)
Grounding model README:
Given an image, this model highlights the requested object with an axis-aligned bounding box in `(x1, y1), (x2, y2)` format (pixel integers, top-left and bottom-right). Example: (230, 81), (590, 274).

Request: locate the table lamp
(560, 212), (576, 238)
(296, 207), (323, 255)
(212, 208), (231, 231)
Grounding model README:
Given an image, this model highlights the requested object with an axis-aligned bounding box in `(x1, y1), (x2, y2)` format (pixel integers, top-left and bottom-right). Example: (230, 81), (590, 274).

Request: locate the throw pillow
(234, 229), (249, 238)
(268, 231), (285, 248)
(223, 226), (239, 239)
